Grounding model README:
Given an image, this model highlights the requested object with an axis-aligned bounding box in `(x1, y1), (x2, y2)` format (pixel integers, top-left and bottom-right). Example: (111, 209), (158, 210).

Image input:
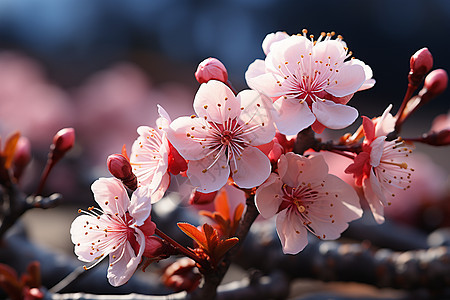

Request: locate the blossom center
(220, 130), (234, 146)
(280, 184), (318, 214)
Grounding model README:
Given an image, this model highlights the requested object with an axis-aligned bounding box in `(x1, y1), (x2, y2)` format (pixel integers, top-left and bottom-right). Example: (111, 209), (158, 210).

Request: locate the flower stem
(154, 228), (205, 267)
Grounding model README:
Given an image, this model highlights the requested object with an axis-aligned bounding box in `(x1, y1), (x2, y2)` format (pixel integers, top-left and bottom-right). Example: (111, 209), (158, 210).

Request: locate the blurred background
(0, 0), (449, 258)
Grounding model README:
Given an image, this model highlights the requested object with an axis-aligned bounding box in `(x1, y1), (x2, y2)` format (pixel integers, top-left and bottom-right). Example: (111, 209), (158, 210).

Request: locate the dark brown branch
(236, 221), (450, 290)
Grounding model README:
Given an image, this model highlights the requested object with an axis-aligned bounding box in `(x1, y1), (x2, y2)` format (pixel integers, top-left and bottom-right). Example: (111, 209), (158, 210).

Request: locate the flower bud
(13, 136), (31, 181)
(107, 154), (137, 191)
(422, 69), (448, 101)
(195, 58), (228, 84)
(189, 190), (218, 205)
(409, 48), (433, 87)
(52, 128), (75, 154)
(162, 258), (202, 292)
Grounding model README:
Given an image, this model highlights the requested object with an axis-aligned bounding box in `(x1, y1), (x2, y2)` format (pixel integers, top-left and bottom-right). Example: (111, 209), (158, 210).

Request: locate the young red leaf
(233, 203), (244, 225)
(214, 189), (230, 220)
(2, 132), (20, 169)
(177, 223), (208, 250)
(213, 237), (239, 260)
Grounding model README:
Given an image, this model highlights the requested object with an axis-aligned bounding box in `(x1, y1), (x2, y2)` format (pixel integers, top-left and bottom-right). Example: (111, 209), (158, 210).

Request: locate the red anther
(107, 154), (137, 191)
(409, 48), (433, 87)
(195, 57), (228, 84)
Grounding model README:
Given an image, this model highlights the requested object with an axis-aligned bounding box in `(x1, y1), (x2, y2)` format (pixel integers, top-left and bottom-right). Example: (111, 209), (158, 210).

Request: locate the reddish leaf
(121, 144), (129, 161)
(233, 203), (244, 225)
(3, 132), (20, 169)
(213, 237), (239, 260)
(214, 189), (230, 220)
(202, 223), (219, 253)
(177, 223), (208, 250)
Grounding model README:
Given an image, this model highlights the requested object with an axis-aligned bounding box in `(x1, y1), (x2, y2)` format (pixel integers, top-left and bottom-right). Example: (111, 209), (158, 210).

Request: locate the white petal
(91, 178), (129, 217)
(369, 136), (386, 167)
(374, 105), (395, 137)
(150, 172), (170, 204)
(281, 153), (328, 187)
(326, 63), (366, 97)
(262, 31), (290, 55)
(237, 90), (276, 145)
(276, 209), (308, 254)
(266, 35), (312, 75)
(166, 116), (211, 161)
(193, 80), (240, 124)
(231, 147), (271, 189)
(363, 172), (386, 224)
(246, 71), (286, 98)
(312, 100), (358, 129)
(107, 229), (145, 287)
(254, 173), (283, 219)
(187, 154), (230, 193)
(273, 98), (316, 135)
(129, 187), (152, 226)
(156, 104), (171, 130)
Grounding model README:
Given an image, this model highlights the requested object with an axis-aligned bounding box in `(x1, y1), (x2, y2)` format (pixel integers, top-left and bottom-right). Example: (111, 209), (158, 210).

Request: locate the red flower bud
(52, 128), (75, 154)
(162, 258), (202, 292)
(195, 57), (228, 84)
(189, 190), (218, 205)
(13, 136), (31, 181)
(409, 48), (433, 87)
(107, 154), (137, 190)
(422, 69), (448, 101)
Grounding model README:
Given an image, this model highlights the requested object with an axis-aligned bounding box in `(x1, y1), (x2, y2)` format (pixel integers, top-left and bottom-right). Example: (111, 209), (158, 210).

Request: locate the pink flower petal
(236, 90), (276, 145)
(291, 153), (329, 186)
(307, 174), (362, 240)
(150, 172), (170, 204)
(374, 105), (395, 137)
(246, 71), (286, 98)
(255, 173), (283, 219)
(91, 178), (129, 217)
(369, 136), (386, 167)
(70, 215), (112, 262)
(262, 31), (290, 55)
(312, 100), (358, 129)
(166, 116), (211, 161)
(312, 40), (347, 68)
(231, 146), (272, 189)
(363, 175), (385, 224)
(129, 187), (153, 226)
(273, 98), (316, 135)
(107, 228), (145, 287)
(193, 80), (240, 124)
(276, 209), (308, 254)
(266, 35), (312, 75)
(187, 154), (230, 193)
(326, 63), (366, 97)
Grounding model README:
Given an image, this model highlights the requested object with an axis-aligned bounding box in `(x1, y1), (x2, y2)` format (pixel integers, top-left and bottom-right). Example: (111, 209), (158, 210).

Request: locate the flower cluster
(68, 29), (448, 289)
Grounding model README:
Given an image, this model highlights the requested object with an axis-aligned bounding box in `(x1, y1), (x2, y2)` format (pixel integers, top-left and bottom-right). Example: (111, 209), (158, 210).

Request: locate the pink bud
(52, 128), (75, 154)
(409, 48), (433, 87)
(423, 69), (448, 100)
(189, 190), (217, 205)
(13, 137), (31, 181)
(162, 258), (202, 292)
(195, 58), (228, 84)
(107, 154), (137, 190)
(48, 128), (75, 166)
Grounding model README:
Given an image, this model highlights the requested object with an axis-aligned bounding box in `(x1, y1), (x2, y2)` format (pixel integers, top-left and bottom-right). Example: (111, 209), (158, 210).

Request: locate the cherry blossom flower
(246, 30), (375, 135)
(345, 117), (414, 224)
(70, 177), (155, 286)
(130, 105), (186, 203)
(166, 80), (276, 193)
(255, 153), (362, 254)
